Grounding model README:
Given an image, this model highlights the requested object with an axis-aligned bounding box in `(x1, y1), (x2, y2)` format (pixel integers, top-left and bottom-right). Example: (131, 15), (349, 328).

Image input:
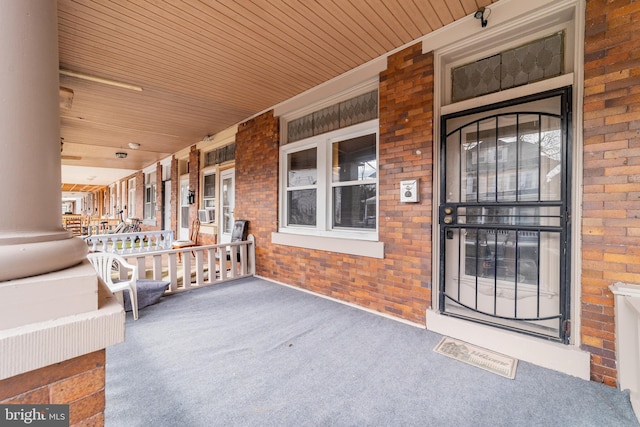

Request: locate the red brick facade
(90, 1), (640, 387)
(582, 0), (640, 386)
(189, 145), (200, 230)
(234, 43), (434, 324)
(0, 351), (106, 426)
(234, 111), (280, 275)
(170, 156), (179, 238)
(135, 170), (144, 223)
(155, 162), (163, 229)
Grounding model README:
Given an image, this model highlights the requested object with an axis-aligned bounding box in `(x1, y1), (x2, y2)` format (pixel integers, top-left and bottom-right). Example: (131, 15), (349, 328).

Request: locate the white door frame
(178, 175), (190, 241)
(163, 180), (171, 231)
(219, 168), (235, 244)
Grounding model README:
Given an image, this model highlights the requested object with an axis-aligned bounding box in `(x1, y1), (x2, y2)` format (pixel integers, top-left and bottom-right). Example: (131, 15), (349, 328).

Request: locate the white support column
(0, 1), (124, 385)
(0, 0), (87, 282)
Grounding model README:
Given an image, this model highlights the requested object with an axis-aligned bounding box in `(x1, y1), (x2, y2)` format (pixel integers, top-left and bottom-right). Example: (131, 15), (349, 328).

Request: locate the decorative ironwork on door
(439, 88), (572, 342)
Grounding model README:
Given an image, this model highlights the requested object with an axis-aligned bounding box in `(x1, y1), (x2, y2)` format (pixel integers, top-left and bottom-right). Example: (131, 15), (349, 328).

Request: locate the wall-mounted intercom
(400, 179), (419, 203)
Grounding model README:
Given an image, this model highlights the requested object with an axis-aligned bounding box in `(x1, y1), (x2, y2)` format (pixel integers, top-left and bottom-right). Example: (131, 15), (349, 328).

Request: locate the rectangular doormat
(434, 337), (518, 379)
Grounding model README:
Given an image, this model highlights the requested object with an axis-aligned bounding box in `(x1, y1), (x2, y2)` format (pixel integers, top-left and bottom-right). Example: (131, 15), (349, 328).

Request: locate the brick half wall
(0, 350), (106, 426)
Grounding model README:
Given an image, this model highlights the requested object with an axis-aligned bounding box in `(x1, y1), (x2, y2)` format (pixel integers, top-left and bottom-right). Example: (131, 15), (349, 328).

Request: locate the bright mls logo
(0, 405), (69, 427)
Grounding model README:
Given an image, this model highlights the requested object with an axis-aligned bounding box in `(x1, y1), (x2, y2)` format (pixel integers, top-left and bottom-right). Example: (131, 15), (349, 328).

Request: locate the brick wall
(135, 170), (144, 223)
(170, 156), (178, 237)
(235, 43), (433, 324)
(154, 162), (163, 230)
(0, 350), (106, 426)
(235, 110), (279, 273)
(189, 146), (200, 229)
(582, 0), (640, 386)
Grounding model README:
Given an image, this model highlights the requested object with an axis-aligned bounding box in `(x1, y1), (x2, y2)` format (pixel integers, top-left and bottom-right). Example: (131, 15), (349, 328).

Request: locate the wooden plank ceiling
(58, 0), (494, 189)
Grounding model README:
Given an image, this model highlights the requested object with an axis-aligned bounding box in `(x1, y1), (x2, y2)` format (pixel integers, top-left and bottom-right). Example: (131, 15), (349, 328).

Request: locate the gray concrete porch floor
(105, 277), (638, 427)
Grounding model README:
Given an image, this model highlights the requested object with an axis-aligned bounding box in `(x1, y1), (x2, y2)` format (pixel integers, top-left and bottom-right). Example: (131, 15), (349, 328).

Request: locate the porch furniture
(87, 252), (139, 320)
(123, 279), (170, 312)
(62, 214), (83, 236)
(219, 220), (249, 263)
(172, 218), (200, 262)
(231, 220), (249, 241)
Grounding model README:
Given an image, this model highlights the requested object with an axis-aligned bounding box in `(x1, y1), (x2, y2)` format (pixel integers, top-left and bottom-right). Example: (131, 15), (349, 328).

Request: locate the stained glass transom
(204, 143), (236, 167)
(287, 90), (378, 143)
(452, 32), (563, 103)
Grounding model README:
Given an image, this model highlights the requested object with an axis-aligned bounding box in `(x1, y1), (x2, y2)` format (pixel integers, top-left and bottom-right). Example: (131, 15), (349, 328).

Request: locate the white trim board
(426, 309), (590, 379)
(271, 232), (384, 259)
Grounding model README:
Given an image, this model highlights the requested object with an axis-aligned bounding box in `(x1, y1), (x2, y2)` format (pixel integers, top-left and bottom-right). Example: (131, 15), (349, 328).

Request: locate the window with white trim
(280, 120), (378, 240)
(203, 171), (216, 222)
(127, 178), (136, 218)
(144, 172), (156, 220)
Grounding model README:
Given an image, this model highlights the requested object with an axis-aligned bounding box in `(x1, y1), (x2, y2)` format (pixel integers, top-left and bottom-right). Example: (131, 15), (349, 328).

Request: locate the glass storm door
(219, 168), (235, 244)
(439, 88), (572, 342)
(179, 176), (190, 240)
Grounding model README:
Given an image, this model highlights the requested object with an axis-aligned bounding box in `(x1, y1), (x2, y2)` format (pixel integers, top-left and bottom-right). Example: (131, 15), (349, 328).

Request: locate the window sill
(272, 232), (384, 259)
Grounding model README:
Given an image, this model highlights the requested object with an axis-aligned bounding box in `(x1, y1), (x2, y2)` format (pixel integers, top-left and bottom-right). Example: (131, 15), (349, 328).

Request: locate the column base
(0, 274), (125, 380)
(0, 234), (88, 282)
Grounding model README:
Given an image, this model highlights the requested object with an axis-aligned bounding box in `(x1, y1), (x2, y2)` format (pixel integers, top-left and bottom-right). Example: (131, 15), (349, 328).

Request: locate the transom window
(451, 32), (564, 103)
(281, 121), (378, 240)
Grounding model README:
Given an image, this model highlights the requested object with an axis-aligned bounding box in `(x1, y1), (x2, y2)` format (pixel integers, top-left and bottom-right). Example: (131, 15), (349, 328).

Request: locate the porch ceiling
(58, 0), (494, 187)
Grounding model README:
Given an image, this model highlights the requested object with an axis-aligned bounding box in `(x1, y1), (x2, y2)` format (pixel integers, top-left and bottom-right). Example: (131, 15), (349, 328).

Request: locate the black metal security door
(439, 88), (572, 342)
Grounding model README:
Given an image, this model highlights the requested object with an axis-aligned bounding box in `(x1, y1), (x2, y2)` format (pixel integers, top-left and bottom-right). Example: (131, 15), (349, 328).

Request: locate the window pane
(332, 184), (376, 229)
(204, 174), (216, 198)
(332, 134), (376, 183)
(540, 116), (562, 201)
(518, 114), (542, 201)
(288, 148), (317, 187)
(181, 206), (189, 228)
(460, 206), (561, 227)
(288, 189), (316, 226)
(477, 118), (497, 202)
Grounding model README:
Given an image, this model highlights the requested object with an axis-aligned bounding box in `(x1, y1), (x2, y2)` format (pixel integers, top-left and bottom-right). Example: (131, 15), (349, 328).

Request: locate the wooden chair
(172, 218), (200, 262)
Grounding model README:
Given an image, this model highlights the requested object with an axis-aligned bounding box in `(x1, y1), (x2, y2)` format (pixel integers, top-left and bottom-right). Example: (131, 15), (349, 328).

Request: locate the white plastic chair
(87, 252), (139, 320)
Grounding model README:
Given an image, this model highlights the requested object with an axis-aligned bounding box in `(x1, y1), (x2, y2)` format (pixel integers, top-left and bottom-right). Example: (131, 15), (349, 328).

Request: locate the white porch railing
(85, 230), (174, 254)
(119, 235), (255, 293)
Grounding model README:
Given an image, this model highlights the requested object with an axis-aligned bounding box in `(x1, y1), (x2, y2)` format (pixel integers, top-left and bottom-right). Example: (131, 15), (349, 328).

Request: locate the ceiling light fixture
(115, 152), (128, 159)
(474, 7), (490, 28)
(128, 142), (140, 150)
(59, 68), (143, 92)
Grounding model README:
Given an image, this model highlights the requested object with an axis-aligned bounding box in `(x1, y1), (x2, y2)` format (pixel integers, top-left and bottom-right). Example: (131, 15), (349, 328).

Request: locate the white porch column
(0, 0), (87, 282)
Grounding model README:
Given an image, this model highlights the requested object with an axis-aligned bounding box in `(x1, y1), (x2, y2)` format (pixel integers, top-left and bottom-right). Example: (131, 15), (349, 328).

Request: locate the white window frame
(127, 178), (136, 218)
(144, 172), (156, 220)
(279, 120), (379, 242)
(109, 184), (116, 217)
(202, 169), (217, 224)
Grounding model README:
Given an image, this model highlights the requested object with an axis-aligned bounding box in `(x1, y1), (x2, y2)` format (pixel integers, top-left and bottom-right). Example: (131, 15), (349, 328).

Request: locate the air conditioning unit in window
(198, 209), (215, 223)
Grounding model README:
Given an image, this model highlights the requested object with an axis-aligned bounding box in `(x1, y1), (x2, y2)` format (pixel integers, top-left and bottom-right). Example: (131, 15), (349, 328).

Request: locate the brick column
(0, 351), (107, 426)
(0, 0), (86, 282)
(189, 145), (200, 227)
(582, 0), (640, 386)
